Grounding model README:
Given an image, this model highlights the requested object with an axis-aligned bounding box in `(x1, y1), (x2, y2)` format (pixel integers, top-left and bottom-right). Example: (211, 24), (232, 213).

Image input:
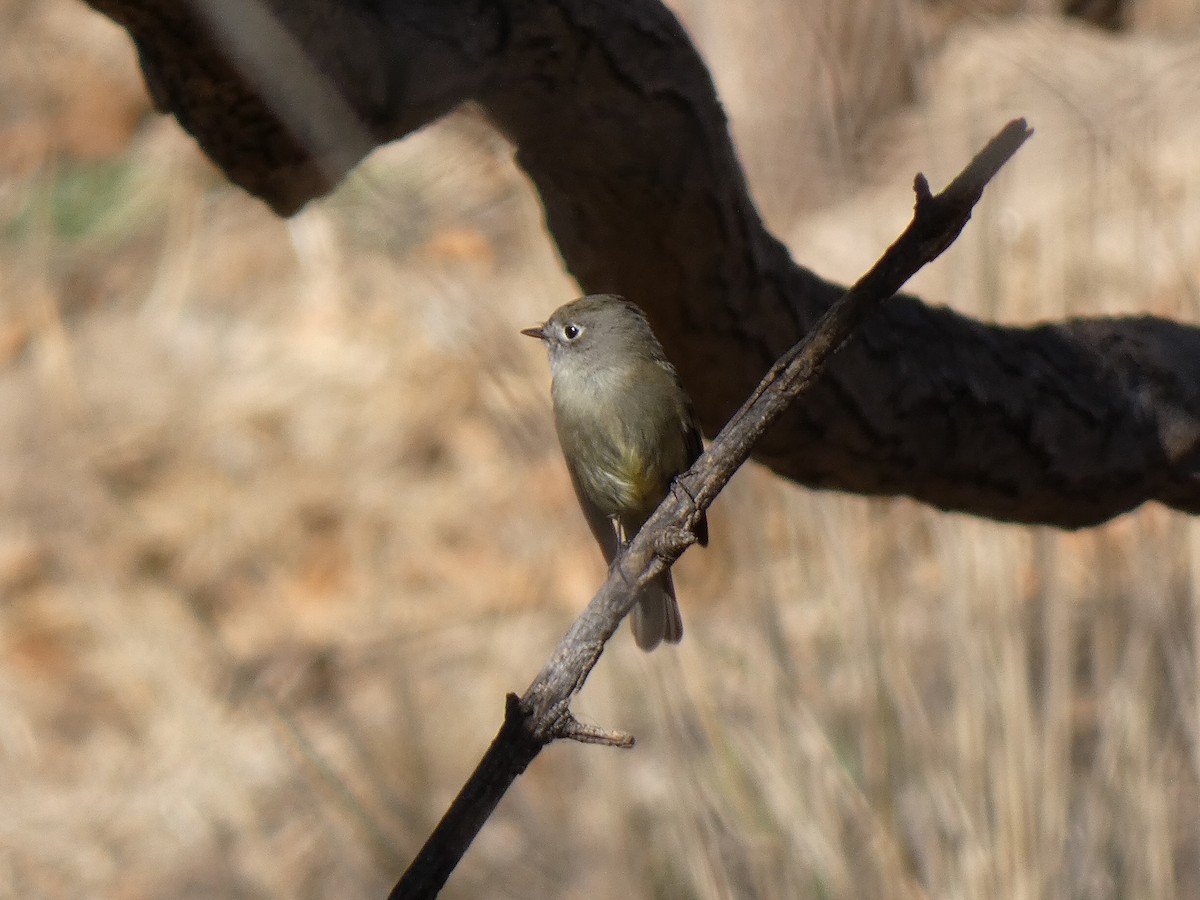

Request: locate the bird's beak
(520, 323), (547, 341)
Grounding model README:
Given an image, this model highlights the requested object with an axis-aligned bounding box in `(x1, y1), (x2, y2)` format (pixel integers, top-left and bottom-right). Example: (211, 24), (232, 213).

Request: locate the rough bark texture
(82, 0), (1200, 527)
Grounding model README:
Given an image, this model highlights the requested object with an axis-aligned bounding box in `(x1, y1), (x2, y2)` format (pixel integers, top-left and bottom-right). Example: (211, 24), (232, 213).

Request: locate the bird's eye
(563, 324), (581, 340)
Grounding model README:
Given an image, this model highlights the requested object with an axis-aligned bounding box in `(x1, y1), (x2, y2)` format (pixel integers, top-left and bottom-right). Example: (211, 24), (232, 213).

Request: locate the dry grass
(4, 1), (1200, 898)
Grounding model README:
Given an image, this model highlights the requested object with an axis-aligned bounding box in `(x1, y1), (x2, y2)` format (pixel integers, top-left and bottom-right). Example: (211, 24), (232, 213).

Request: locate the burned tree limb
(79, 0), (1200, 527)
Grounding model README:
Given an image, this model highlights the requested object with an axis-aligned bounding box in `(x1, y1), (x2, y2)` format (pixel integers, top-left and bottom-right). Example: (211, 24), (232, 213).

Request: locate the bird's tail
(631, 570), (683, 651)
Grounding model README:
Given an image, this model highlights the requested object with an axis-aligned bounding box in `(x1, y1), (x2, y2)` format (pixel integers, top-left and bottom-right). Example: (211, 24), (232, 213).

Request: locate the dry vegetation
(4, 1), (1200, 897)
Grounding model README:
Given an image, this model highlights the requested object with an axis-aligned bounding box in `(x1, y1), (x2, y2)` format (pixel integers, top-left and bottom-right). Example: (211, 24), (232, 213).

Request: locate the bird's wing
(565, 461), (621, 564)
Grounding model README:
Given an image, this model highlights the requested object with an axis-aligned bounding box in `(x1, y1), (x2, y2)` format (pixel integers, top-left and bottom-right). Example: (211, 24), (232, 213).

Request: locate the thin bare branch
(387, 118), (1032, 900)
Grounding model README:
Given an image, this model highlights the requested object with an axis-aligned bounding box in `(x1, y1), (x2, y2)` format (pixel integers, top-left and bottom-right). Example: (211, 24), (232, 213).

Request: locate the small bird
(522, 294), (708, 650)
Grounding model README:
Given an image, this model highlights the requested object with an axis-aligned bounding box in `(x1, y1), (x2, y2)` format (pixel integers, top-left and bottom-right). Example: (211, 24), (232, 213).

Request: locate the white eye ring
(563, 323), (582, 340)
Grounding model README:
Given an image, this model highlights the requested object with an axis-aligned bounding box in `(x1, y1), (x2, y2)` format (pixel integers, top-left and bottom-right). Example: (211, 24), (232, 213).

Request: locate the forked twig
(389, 118), (1033, 900)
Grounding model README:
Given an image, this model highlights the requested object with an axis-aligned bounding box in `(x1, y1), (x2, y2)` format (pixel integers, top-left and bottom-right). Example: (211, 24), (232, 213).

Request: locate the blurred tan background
(3, 1), (1200, 897)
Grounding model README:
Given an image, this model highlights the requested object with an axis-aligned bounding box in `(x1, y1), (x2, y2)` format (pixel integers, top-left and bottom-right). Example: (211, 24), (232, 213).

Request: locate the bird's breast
(551, 365), (688, 519)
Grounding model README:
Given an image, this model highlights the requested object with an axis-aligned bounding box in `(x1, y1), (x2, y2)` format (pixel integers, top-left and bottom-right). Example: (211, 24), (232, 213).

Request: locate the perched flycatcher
(522, 294), (708, 650)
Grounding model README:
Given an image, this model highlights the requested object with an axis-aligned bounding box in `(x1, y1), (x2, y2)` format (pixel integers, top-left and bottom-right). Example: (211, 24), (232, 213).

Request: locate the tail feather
(631, 570), (683, 651)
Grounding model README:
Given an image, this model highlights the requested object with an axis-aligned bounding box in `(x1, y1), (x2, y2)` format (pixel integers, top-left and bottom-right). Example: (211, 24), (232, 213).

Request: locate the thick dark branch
(388, 120), (1030, 899)
(81, 0), (1200, 526)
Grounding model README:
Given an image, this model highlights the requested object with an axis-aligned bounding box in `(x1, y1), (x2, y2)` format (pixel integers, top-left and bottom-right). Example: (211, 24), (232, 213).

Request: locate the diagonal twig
(389, 117), (1033, 900)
